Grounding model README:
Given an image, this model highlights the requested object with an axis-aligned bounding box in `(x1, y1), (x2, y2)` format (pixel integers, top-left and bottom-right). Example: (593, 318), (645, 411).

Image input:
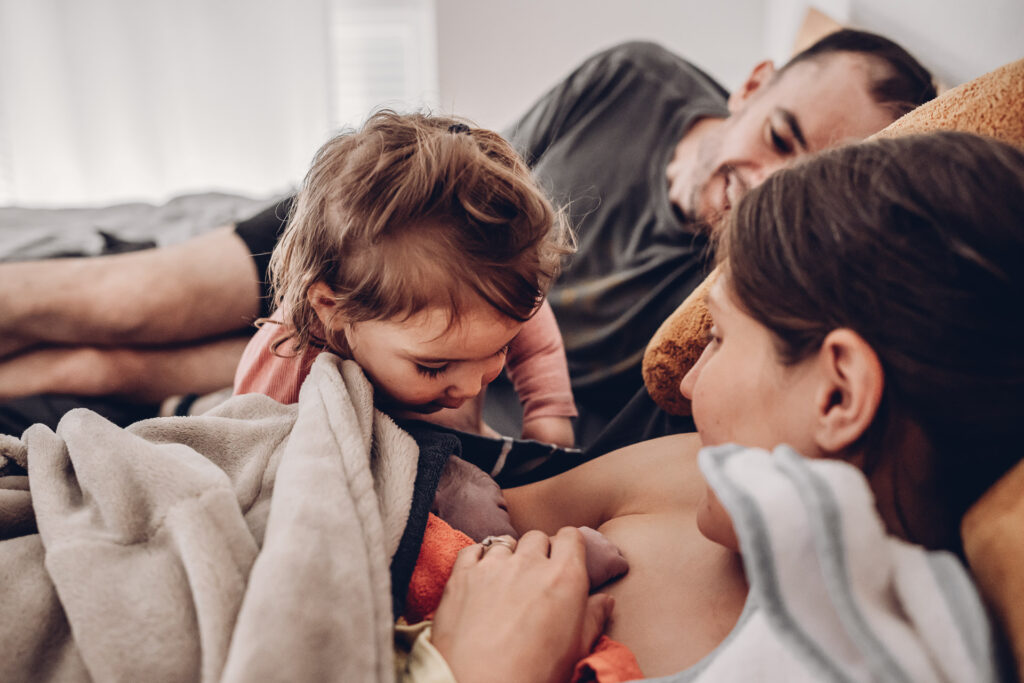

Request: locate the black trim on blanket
(388, 423), (461, 620)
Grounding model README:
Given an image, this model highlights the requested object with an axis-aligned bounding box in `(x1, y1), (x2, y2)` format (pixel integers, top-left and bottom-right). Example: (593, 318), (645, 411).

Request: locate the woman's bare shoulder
(504, 432), (705, 533)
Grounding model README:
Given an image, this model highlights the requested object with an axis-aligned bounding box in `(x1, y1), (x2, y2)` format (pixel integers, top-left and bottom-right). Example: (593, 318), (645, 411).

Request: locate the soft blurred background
(0, 0), (1020, 207)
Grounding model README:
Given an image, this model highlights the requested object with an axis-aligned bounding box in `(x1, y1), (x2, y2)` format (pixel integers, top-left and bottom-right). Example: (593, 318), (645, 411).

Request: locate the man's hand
(430, 527), (614, 683)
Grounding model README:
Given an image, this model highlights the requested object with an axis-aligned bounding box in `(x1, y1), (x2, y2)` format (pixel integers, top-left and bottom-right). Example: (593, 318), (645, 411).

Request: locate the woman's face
(680, 275), (822, 456)
(680, 275), (823, 550)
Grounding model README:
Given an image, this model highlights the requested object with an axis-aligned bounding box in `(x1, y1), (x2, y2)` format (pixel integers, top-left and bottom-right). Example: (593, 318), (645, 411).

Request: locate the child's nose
(448, 356), (506, 399)
(446, 367), (487, 400)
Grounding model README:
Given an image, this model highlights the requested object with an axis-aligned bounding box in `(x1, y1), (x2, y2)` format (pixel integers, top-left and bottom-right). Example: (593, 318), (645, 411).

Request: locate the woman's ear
(812, 329), (885, 454)
(307, 282), (341, 329)
(727, 60), (776, 112)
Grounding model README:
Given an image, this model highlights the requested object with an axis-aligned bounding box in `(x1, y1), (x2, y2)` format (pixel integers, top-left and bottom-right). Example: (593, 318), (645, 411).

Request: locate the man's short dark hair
(780, 28), (937, 118)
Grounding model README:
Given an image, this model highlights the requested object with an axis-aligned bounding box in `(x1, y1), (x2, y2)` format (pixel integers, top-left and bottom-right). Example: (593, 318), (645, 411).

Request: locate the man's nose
(744, 160), (785, 189)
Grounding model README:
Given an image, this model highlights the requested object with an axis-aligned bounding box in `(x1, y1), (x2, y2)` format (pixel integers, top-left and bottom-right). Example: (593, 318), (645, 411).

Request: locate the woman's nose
(679, 346), (708, 400)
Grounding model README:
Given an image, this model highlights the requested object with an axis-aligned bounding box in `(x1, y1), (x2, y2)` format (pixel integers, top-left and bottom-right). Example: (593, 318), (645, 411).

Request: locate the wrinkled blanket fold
(0, 355), (421, 682)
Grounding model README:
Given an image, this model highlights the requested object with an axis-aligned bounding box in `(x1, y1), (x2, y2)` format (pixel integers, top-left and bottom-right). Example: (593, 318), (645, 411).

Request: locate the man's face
(668, 53), (899, 223)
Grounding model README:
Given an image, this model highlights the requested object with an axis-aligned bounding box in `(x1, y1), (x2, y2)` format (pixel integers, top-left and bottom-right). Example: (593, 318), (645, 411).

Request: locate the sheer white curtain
(0, 0), (437, 207)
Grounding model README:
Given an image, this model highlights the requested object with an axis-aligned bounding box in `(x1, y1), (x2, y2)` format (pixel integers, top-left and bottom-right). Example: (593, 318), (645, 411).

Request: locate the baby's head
(269, 110), (571, 413)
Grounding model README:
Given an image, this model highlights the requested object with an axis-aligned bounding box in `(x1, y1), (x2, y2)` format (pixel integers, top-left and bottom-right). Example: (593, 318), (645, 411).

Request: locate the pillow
(641, 57), (1024, 417)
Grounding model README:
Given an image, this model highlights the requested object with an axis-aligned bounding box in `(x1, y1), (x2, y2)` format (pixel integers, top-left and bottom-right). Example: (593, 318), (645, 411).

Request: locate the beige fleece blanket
(0, 355), (419, 682)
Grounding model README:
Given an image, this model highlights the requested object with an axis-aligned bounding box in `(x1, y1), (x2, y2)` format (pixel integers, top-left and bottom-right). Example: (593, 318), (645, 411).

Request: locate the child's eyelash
(416, 364), (447, 378)
(416, 344), (509, 378)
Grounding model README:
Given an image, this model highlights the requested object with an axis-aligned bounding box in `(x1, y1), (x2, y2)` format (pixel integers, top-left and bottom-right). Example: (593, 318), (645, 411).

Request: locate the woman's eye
(769, 126), (793, 155)
(702, 327), (721, 347)
(416, 364), (447, 378)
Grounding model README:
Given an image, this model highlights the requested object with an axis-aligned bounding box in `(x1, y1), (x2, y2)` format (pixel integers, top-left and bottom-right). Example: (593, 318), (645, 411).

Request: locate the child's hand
(521, 415), (575, 447)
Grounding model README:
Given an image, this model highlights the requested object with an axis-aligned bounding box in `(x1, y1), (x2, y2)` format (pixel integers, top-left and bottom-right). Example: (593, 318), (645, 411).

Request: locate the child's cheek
(481, 358), (506, 387)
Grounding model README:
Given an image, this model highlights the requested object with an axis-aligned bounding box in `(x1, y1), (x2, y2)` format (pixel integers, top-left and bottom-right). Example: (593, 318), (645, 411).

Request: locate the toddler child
(233, 115), (578, 448)
(233, 110), (627, 603)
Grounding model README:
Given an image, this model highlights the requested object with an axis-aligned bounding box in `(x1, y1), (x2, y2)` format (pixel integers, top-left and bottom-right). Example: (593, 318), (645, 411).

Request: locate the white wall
(436, 0), (1024, 134)
(848, 0), (1022, 88)
(2, 1), (1020, 206)
(434, 0), (766, 131)
(764, 0), (1023, 89)
(0, 0), (334, 207)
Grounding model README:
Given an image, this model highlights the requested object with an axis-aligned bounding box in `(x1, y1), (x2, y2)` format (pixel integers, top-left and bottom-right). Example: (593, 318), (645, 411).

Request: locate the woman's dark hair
(780, 28), (937, 118)
(721, 131), (1024, 553)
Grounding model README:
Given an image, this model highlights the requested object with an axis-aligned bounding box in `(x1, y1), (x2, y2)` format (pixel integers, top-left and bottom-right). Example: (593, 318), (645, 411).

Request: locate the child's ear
(727, 60), (776, 112)
(812, 329), (885, 455)
(307, 282), (341, 329)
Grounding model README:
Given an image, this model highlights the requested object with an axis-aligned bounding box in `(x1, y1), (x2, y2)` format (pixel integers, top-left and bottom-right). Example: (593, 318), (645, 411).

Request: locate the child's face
(342, 299), (523, 415)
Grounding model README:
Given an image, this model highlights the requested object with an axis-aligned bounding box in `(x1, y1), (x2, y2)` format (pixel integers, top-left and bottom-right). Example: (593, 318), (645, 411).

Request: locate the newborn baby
(432, 455), (629, 589)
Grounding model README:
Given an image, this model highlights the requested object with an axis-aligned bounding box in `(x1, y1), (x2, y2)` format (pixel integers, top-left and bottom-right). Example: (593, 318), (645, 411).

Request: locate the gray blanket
(0, 191), (280, 261)
(0, 355), (418, 682)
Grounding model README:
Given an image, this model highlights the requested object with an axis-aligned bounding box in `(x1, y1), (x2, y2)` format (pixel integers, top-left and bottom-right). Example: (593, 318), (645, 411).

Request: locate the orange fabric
(572, 635), (644, 682)
(404, 513), (474, 624)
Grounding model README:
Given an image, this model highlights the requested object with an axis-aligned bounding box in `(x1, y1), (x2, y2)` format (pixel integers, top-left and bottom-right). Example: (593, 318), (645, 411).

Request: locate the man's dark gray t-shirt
(504, 41), (729, 428)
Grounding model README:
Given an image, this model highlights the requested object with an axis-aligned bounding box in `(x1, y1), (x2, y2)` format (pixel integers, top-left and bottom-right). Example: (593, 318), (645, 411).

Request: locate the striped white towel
(647, 444), (999, 683)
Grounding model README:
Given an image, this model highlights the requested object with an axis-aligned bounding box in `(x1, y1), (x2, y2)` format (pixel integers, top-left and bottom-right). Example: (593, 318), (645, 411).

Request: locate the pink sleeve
(232, 308), (319, 405)
(505, 299), (578, 420)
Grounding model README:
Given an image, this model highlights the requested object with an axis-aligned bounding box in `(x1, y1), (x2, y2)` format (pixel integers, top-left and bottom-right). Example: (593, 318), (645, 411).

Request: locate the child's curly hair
(267, 109), (573, 355)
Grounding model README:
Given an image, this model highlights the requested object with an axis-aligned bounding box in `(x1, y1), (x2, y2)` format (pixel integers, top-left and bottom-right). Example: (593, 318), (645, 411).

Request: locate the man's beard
(679, 128), (725, 223)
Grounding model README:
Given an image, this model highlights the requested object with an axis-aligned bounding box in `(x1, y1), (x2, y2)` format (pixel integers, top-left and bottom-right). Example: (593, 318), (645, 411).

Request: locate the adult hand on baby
(431, 527), (614, 683)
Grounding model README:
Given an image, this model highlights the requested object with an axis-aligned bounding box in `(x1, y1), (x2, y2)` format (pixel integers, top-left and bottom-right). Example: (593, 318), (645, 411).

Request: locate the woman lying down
(424, 132), (1022, 682)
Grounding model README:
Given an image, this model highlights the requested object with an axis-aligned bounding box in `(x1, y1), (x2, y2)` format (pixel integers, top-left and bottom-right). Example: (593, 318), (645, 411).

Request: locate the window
(329, 0), (439, 129)
(0, 0), (439, 206)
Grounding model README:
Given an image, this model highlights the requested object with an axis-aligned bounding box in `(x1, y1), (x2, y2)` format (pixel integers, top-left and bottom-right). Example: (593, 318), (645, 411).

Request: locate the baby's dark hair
(779, 28), (936, 118)
(269, 110), (573, 355)
(721, 131), (1024, 553)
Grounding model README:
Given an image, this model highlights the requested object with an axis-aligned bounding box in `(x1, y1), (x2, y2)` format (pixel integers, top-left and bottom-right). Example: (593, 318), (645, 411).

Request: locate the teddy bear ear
(641, 266), (720, 416)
